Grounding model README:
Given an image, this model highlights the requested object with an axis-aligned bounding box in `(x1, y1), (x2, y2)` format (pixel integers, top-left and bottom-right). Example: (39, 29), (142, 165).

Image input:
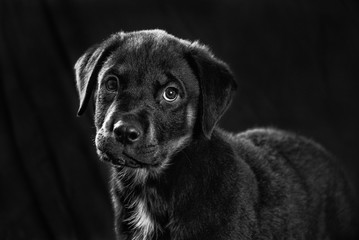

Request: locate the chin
(108, 156), (172, 185)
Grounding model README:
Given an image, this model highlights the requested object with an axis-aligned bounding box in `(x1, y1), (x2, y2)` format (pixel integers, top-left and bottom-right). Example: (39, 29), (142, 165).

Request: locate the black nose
(113, 123), (141, 144)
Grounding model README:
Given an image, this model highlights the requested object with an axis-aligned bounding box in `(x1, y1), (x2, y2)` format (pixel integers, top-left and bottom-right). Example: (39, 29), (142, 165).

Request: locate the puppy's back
(229, 128), (357, 239)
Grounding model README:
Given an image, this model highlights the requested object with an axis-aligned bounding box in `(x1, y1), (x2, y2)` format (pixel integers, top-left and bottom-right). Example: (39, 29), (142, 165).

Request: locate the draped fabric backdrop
(1, 0), (358, 239)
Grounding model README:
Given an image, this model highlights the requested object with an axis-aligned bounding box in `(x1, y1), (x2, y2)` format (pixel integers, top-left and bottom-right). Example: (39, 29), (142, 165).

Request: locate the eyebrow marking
(165, 72), (181, 84)
(99, 63), (130, 81)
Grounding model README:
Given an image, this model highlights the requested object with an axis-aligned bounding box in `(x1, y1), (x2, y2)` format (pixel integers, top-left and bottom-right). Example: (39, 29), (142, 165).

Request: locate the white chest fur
(125, 198), (155, 240)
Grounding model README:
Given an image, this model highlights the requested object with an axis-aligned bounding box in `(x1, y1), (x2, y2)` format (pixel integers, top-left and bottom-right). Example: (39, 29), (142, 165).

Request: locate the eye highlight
(163, 86), (179, 102)
(104, 75), (119, 92)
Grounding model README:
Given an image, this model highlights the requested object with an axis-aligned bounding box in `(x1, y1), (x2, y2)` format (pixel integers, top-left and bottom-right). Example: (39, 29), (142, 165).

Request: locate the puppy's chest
(119, 185), (169, 240)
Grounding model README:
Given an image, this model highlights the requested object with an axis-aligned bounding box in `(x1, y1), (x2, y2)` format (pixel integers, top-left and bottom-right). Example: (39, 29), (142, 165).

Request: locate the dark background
(1, 0), (358, 239)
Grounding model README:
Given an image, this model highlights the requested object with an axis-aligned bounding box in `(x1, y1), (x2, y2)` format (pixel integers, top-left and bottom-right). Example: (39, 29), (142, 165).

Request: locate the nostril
(114, 125), (126, 140)
(127, 127), (140, 142)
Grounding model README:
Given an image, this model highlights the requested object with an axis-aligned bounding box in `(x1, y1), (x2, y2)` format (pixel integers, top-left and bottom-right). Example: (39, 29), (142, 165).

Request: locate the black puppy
(74, 30), (357, 240)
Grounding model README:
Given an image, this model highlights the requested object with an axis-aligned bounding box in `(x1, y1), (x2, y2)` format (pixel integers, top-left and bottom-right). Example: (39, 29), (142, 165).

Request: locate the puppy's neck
(111, 136), (224, 239)
(111, 165), (171, 240)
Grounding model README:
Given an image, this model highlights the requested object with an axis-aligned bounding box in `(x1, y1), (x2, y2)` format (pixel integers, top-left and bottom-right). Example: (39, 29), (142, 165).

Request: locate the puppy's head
(74, 30), (236, 173)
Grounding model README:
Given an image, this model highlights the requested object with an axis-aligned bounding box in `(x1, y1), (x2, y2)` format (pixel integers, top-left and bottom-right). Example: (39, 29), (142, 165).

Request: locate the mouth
(99, 150), (160, 169)
(136, 145), (157, 155)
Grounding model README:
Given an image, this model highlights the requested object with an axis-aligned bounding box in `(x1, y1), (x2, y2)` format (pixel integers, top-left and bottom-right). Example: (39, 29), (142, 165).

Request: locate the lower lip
(100, 150), (159, 168)
(137, 149), (157, 157)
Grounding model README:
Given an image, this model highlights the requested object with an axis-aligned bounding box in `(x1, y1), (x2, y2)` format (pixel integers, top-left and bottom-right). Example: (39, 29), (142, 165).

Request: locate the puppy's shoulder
(216, 127), (298, 153)
(217, 127), (334, 170)
(232, 127), (328, 155)
(229, 127), (337, 178)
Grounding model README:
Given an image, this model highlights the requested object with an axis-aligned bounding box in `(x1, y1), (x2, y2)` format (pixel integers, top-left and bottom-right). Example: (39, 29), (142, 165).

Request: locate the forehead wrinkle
(124, 39), (181, 67)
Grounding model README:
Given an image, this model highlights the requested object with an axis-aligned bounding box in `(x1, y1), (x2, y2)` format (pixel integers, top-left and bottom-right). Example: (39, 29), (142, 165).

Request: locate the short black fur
(74, 29), (357, 240)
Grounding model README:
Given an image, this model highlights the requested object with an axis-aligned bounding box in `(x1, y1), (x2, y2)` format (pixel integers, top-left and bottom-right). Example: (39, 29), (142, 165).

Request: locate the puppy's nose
(113, 122), (141, 144)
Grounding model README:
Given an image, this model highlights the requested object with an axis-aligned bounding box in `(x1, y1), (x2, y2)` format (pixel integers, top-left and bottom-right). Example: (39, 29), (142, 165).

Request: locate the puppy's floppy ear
(186, 42), (237, 139)
(74, 39), (120, 116)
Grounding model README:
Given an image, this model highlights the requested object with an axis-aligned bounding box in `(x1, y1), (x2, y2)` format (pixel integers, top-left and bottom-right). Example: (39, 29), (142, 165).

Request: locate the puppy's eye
(104, 75), (119, 92)
(163, 87), (179, 102)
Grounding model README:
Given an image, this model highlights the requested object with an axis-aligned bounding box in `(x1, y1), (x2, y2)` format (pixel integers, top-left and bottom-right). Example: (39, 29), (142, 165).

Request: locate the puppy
(74, 30), (357, 240)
